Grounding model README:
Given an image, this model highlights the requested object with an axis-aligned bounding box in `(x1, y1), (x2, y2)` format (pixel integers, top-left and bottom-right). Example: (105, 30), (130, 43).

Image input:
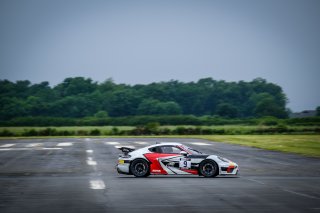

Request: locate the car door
(144, 145), (182, 175)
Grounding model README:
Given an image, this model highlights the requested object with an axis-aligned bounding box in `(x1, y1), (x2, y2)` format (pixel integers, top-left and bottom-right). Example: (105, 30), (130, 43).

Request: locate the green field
(0, 125), (319, 157)
(0, 126), (134, 135)
(124, 135), (320, 158)
(1, 125), (319, 135)
(192, 135), (320, 158)
(117, 134), (320, 158)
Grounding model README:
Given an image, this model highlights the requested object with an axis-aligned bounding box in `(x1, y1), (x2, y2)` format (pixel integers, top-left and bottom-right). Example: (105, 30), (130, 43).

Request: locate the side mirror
(180, 151), (188, 156)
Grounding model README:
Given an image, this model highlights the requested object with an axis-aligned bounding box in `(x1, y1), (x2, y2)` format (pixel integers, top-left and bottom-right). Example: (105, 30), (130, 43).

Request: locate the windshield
(180, 145), (204, 155)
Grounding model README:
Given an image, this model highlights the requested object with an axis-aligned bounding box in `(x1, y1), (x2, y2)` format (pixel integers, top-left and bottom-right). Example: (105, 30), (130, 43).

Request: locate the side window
(160, 146), (182, 154)
(148, 147), (162, 153)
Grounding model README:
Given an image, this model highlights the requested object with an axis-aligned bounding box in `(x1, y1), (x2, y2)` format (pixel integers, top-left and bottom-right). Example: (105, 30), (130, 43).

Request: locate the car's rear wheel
(199, 160), (218, 177)
(130, 159), (150, 177)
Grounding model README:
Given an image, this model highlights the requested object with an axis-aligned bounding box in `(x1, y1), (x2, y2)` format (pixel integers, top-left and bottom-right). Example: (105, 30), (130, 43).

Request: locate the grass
(0, 125), (319, 158)
(126, 135), (320, 158)
(1, 125), (319, 135)
(0, 130), (319, 157)
(192, 135), (320, 158)
(0, 126), (134, 134)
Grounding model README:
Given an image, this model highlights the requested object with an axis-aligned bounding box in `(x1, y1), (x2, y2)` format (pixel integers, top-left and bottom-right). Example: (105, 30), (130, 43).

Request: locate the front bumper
(220, 163), (239, 175)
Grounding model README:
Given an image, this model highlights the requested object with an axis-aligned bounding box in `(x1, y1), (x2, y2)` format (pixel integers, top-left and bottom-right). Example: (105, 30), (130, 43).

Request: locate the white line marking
(87, 157), (97, 166)
(26, 143), (43, 147)
(0, 147), (62, 151)
(282, 189), (320, 200)
(42, 148), (62, 150)
(2, 148), (32, 151)
(56, 142), (73, 147)
(190, 142), (211, 146)
(85, 138), (91, 141)
(90, 180), (105, 190)
(106, 142), (120, 145)
(134, 141), (148, 145)
(86, 150), (93, 153)
(245, 178), (320, 200)
(0, 144), (15, 148)
(246, 178), (266, 185)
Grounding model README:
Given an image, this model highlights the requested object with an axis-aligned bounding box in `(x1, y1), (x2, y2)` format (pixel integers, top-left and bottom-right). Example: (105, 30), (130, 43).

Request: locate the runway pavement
(0, 138), (319, 213)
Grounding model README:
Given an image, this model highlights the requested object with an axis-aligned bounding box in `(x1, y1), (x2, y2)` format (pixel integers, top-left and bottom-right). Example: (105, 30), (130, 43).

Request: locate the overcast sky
(0, 0), (319, 111)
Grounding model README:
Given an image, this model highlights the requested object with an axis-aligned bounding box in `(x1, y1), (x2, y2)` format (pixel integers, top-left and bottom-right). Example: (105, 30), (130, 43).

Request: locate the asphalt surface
(0, 138), (319, 213)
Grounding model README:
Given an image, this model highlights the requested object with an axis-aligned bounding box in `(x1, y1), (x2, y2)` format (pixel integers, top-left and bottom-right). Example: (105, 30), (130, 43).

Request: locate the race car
(116, 142), (238, 177)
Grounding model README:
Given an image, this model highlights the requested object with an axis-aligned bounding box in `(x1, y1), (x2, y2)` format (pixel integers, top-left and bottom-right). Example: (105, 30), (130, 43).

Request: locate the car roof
(147, 142), (183, 148)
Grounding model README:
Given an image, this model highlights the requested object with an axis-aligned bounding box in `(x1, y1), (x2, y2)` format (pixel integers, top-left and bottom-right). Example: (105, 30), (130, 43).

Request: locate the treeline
(0, 77), (289, 120)
(1, 115), (319, 127)
(1, 125), (319, 137)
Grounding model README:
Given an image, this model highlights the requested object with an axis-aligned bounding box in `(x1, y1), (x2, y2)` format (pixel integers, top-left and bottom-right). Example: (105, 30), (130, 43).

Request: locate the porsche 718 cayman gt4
(116, 142), (238, 177)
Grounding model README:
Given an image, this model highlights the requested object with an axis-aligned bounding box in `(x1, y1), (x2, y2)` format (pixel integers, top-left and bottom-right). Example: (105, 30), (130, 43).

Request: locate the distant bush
(76, 130), (89, 136)
(90, 129), (101, 136)
(258, 116), (280, 126)
(0, 129), (14, 137)
(1, 115), (319, 127)
(1, 125), (319, 137)
(22, 129), (38, 136)
(285, 116), (320, 126)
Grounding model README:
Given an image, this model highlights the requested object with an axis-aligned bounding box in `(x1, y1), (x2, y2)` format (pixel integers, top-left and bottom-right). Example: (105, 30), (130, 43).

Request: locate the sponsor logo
(152, 169), (161, 173)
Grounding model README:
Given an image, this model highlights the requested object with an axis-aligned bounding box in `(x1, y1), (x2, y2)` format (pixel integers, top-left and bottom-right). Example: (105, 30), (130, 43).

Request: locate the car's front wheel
(199, 160), (218, 177)
(130, 159), (150, 177)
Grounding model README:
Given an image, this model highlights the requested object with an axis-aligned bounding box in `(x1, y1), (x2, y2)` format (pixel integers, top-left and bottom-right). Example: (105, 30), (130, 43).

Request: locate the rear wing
(118, 147), (135, 154)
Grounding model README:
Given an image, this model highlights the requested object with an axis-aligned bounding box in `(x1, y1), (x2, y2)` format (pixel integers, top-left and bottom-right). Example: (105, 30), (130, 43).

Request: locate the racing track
(0, 138), (319, 213)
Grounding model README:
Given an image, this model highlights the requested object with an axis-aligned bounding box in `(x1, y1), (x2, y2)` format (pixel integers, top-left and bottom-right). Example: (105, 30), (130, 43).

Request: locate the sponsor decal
(144, 153), (180, 174)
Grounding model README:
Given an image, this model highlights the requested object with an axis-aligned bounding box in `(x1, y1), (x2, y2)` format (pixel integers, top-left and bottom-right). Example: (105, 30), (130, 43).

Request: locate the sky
(0, 0), (319, 112)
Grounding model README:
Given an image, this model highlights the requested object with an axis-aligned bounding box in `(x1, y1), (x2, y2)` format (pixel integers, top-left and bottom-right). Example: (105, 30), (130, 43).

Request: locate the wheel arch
(198, 159), (219, 176)
(129, 158), (151, 174)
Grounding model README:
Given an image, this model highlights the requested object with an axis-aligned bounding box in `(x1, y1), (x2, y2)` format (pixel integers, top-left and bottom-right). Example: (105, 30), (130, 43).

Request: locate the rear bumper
(116, 163), (130, 175)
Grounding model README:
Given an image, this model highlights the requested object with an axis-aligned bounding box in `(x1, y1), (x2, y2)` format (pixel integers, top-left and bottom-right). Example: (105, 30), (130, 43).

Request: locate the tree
(316, 106), (320, 116)
(157, 101), (182, 115)
(54, 77), (97, 97)
(0, 97), (28, 119)
(254, 97), (287, 118)
(0, 77), (289, 119)
(216, 103), (238, 118)
(49, 95), (99, 117)
(94, 110), (109, 118)
(250, 92), (287, 118)
(99, 78), (116, 92)
(108, 90), (142, 116)
(137, 99), (160, 115)
(137, 99), (182, 115)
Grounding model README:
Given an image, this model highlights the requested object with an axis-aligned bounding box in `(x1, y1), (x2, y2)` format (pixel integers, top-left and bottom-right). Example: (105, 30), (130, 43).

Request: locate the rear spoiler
(118, 147), (135, 154)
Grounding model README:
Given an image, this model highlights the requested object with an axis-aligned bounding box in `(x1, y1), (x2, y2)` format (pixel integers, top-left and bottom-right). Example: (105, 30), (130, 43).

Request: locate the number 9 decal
(179, 158), (191, 169)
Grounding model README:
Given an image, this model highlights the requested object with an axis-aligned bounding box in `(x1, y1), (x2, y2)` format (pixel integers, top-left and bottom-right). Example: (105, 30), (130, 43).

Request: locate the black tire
(130, 159), (150, 177)
(199, 160), (219, 177)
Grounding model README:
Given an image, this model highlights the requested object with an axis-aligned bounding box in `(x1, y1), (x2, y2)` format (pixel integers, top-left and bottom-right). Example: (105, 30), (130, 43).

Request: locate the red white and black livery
(116, 142), (238, 177)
